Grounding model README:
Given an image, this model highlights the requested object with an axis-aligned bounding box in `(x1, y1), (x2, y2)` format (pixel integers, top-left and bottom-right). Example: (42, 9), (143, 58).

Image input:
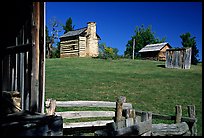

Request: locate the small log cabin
(139, 42), (172, 61)
(59, 22), (101, 58)
(0, 2), (63, 136)
(165, 47), (192, 69)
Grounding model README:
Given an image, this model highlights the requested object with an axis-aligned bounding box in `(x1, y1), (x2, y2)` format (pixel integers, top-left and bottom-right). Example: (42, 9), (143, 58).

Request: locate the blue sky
(46, 2), (202, 61)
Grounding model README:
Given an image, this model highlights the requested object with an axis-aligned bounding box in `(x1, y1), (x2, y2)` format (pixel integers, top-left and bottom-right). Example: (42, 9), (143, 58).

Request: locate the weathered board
(165, 47), (192, 69)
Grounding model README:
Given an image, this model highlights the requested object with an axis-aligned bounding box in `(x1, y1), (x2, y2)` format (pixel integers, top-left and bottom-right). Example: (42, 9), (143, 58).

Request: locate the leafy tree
(180, 32), (199, 65)
(99, 43), (119, 59)
(63, 17), (75, 34)
(124, 25), (166, 58)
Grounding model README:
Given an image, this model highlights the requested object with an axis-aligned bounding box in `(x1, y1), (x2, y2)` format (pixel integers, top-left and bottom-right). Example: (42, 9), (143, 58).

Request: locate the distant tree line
(123, 25), (199, 65)
(46, 17), (200, 64)
(124, 25), (166, 59)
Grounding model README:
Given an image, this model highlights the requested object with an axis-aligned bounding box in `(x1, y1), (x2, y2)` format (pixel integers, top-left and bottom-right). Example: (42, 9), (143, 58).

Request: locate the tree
(45, 26), (51, 58)
(99, 43), (119, 59)
(63, 17), (75, 34)
(180, 32), (199, 65)
(124, 25), (166, 58)
(48, 16), (63, 58)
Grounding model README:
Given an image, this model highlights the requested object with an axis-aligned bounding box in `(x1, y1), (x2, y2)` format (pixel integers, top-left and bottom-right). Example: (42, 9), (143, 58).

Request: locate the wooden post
(115, 96), (126, 122)
(38, 2), (45, 113)
(45, 99), (56, 115)
(30, 2), (40, 112)
(141, 112), (152, 136)
(188, 105), (197, 136)
(132, 38), (135, 60)
(175, 105), (182, 123)
(20, 26), (25, 110)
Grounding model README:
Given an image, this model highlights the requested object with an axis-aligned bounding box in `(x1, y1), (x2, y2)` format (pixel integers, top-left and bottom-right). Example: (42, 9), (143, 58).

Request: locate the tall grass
(45, 57), (202, 135)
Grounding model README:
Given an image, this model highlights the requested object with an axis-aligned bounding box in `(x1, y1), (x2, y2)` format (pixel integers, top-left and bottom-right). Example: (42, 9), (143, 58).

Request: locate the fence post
(45, 99), (56, 115)
(141, 112), (152, 136)
(187, 105), (197, 136)
(175, 105), (182, 123)
(115, 96), (126, 122)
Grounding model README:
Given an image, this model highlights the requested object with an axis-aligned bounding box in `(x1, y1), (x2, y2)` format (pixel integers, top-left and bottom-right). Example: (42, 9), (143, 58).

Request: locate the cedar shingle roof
(139, 42), (171, 52)
(60, 27), (87, 38)
(59, 27), (101, 40)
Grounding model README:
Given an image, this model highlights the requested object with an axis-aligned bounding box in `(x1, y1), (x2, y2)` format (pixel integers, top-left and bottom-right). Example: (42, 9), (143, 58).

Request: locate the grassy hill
(45, 57), (202, 136)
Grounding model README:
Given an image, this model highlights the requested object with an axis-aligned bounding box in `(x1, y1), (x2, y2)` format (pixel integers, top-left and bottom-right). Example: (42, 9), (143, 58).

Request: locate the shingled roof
(60, 27), (87, 38)
(139, 42), (171, 52)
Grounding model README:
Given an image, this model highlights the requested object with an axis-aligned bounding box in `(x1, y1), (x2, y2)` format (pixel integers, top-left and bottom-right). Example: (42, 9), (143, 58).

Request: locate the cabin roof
(59, 27), (101, 40)
(139, 42), (171, 53)
(60, 27), (87, 38)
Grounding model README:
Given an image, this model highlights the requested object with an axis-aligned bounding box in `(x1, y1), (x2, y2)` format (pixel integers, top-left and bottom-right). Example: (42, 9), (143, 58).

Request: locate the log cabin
(0, 2), (63, 136)
(139, 42), (172, 61)
(59, 22), (101, 58)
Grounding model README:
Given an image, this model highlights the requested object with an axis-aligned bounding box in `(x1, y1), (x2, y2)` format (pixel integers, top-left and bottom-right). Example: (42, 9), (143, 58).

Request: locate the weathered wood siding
(78, 36), (86, 57)
(165, 47), (192, 69)
(60, 39), (79, 58)
(158, 45), (170, 61)
(140, 44), (171, 61)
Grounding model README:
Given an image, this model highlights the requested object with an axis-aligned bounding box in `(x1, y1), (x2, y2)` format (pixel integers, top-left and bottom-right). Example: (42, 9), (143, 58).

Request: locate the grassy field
(45, 57), (202, 136)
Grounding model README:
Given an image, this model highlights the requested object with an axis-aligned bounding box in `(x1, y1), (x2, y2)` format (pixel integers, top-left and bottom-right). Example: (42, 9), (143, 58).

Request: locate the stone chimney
(87, 22), (96, 38)
(86, 22), (99, 57)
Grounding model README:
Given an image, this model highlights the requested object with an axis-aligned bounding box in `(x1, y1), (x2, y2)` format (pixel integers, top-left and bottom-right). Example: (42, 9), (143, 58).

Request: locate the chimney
(86, 22), (99, 57)
(87, 22), (96, 38)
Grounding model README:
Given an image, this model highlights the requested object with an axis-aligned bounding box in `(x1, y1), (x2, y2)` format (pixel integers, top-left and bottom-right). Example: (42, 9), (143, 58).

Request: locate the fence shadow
(157, 64), (165, 68)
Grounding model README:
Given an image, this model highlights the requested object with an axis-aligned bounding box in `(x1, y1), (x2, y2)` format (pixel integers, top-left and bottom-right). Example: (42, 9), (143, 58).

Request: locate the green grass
(45, 57), (202, 136)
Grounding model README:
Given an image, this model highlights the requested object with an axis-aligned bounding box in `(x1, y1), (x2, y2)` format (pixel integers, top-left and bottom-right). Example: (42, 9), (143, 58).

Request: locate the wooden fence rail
(45, 98), (197, 136)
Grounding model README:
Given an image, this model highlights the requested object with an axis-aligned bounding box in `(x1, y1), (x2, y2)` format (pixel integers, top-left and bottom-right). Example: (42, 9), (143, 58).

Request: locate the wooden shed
(0, 2), (63, 136)
(138, 42), (172, 61)
(165, 47), (192, 69)
(59, 22), (101, 58)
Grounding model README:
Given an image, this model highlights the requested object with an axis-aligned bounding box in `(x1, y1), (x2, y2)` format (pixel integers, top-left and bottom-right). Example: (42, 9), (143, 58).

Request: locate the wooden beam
(56, 100), (132, 109)
(55, 111), (115, 119)
(30, 2), (40, 112)
(38, 2), (45, 113)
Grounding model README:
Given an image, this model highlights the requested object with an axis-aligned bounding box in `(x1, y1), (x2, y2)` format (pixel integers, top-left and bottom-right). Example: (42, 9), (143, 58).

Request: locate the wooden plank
(63, 120), (114, 128)
(55, 111), (115, 119)
(151, 122), (189, 136)
(56, 101), (132, 109)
